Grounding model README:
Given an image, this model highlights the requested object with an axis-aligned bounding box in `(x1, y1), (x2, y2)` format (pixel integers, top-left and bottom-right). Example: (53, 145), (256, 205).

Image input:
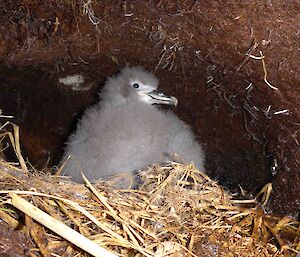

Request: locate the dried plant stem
(9, 193), (117, 257)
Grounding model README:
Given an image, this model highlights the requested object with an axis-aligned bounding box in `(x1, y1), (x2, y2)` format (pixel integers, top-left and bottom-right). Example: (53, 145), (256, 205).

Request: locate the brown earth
(0, 222), (33, 256)
(0, 0), (299, 217)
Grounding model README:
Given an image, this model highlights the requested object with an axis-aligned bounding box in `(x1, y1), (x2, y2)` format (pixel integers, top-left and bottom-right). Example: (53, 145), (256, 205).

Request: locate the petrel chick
(61, 66), (205, 183)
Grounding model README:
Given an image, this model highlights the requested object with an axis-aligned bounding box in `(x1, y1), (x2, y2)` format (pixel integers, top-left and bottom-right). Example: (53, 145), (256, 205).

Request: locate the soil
(0, 222), (33, 256)
(0, 0), (299, 217)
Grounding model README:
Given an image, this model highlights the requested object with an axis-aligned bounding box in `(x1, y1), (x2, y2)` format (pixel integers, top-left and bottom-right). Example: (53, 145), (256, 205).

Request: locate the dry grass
(0, 124), (299, 256)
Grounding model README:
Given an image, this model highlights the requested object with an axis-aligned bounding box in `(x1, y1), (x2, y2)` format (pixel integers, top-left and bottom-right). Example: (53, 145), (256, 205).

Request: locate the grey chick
(61, 66), (205, 183)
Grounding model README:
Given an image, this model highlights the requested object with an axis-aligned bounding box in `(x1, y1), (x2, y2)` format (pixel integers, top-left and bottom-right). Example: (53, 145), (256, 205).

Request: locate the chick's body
(61, 67), (205, 183)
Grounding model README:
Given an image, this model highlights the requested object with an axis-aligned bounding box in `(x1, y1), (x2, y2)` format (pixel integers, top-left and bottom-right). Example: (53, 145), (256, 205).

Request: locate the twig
(256, 183), (272, 206)
(0, 122), (28, 173)
(260, 51), (279, 90)
(245, 82), (253, 90)
(273, 109), (289, 115)
(9, 193), (117, 257)
(236, 39), (258, 70)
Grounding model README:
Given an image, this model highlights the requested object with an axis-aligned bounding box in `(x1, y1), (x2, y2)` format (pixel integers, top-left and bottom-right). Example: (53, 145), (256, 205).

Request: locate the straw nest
(0, 123), (299, 257)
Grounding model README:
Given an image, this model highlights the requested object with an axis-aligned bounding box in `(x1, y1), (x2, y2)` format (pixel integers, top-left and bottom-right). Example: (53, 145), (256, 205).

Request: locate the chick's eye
(132, 83), (139, 88)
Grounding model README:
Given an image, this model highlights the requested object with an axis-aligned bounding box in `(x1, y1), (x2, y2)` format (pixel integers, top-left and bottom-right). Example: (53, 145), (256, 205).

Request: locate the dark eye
(132, 83), (139, 88)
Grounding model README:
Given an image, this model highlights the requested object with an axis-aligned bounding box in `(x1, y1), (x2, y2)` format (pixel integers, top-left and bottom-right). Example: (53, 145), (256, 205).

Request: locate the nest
(0, 124), (299, 256)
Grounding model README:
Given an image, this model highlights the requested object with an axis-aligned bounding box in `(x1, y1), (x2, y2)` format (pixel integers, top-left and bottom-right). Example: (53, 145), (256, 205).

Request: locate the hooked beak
(147, 90), (178, 106)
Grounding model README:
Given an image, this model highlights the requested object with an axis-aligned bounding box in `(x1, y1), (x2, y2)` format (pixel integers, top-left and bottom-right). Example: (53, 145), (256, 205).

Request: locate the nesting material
(0, 125), (299, 256)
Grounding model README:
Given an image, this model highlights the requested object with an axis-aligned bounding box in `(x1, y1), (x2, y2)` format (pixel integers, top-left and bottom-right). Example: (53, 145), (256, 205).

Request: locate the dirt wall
(0, 1), (299, 216)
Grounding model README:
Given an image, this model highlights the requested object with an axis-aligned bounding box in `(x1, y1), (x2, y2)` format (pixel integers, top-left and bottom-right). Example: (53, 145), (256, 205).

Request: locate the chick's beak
(147, 90), (178, 106)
